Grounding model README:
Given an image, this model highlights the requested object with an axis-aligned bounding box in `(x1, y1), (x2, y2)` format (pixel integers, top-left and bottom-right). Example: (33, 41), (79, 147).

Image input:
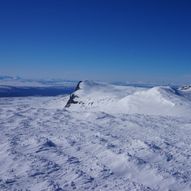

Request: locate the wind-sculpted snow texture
(1, 81), (191, 191)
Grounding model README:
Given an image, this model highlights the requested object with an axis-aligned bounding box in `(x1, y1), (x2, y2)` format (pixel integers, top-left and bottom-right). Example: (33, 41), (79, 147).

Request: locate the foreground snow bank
(1, 95), (191, 191)
(66, 81), (191, 116)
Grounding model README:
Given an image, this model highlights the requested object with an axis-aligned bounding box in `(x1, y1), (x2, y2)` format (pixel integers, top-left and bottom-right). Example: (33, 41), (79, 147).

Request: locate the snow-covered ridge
(66, 80), (191, 116)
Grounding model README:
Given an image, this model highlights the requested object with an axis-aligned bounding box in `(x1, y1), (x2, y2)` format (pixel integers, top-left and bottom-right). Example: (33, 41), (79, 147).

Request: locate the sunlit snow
(0, 81), (191, 191)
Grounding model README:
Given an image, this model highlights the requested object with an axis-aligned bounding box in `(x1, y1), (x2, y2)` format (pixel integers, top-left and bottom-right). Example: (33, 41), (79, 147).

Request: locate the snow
(0, 81), (191, 190)
(68, 81), (191, 117)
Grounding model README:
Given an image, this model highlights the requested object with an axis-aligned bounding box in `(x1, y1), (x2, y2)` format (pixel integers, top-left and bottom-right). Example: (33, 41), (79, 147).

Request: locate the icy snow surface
(1, 81), (191, 191)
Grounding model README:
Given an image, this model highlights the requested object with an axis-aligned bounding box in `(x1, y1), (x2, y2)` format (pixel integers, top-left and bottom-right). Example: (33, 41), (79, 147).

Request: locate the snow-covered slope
(66, 81), (191, 116)
(1, 81), (191, 191)
(1, 94), (191, 191)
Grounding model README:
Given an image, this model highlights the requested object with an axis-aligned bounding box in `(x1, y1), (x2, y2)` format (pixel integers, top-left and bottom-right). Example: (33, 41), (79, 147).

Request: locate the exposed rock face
(179, 85), (191, 91)
(65, 94), (79, 108)
(75, 81), (82, 91)
(65, 81), (82, 108)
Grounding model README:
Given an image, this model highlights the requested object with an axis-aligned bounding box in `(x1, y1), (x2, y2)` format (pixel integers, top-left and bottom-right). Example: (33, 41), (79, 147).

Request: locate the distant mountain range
(0, 75), (77, 87)
(0, 75), (77, 97)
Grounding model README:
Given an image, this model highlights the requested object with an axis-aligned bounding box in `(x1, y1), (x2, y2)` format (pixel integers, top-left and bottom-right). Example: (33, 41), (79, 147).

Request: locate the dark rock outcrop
(180, 85), (191, 91)
(65, 81), (82, 108)
(75, 81), (82, 91)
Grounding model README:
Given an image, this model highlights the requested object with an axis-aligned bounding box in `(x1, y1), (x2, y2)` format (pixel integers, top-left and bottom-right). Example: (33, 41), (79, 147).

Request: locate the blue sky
(0, 0), (191, 84)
